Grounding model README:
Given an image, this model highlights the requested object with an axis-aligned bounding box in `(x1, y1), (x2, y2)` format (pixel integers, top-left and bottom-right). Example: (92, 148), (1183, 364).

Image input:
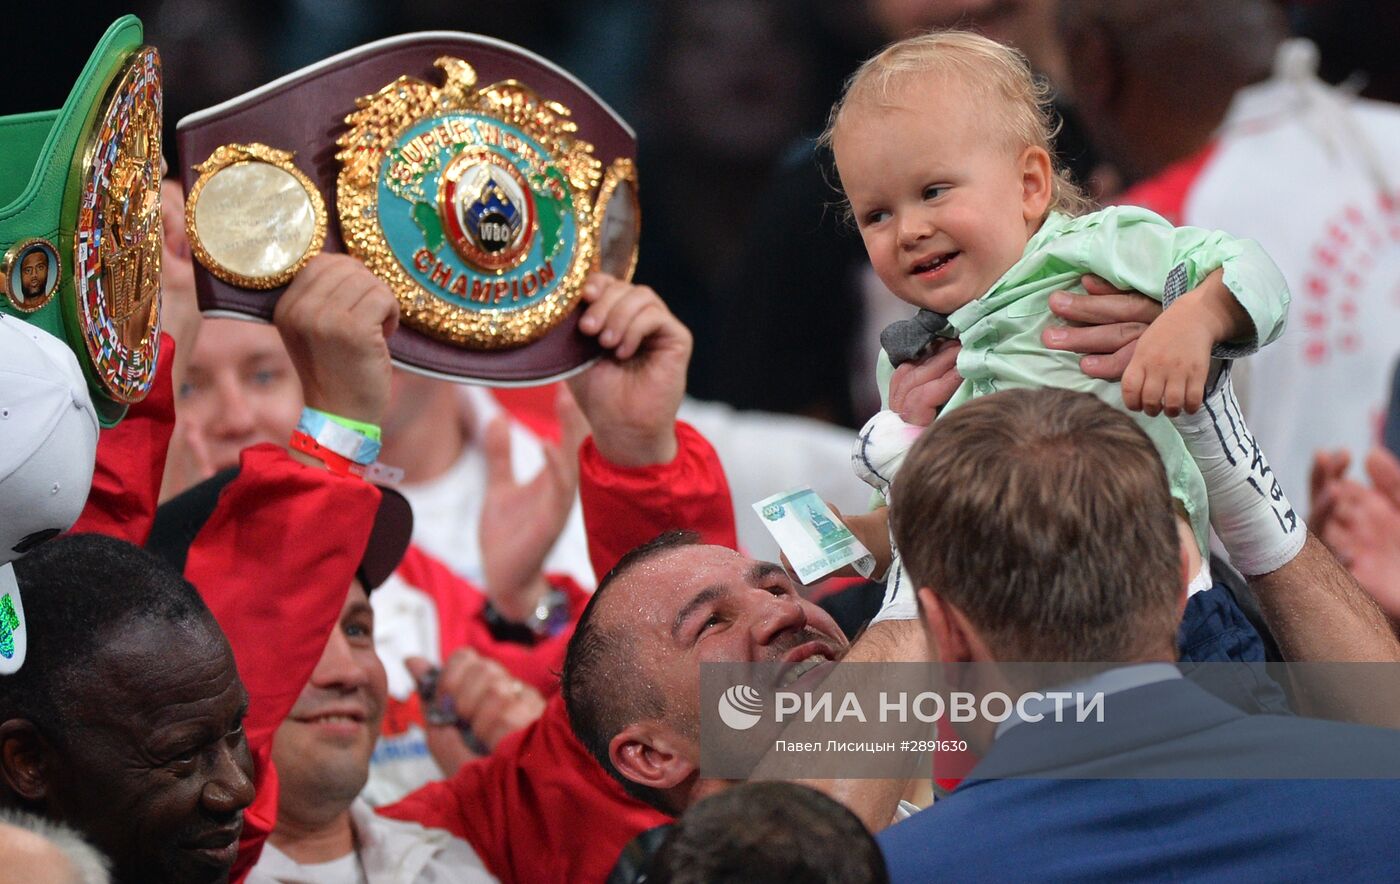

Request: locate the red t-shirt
(81, 348), (739, 884)
(75, 338), (382, 881)
(380, 422), (737, 883)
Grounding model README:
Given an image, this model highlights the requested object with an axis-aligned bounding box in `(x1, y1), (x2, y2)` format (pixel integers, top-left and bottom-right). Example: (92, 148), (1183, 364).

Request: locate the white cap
(0, 315), (99, 566)
(0, 316), (98, 674)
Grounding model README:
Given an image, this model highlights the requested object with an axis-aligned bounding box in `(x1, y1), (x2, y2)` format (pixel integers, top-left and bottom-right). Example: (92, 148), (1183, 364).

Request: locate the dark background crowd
(19, 0), (1399, 429)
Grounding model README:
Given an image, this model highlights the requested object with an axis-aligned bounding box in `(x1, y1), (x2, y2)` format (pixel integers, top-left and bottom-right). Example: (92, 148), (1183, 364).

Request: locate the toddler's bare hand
(1120, 306), (1212, 417)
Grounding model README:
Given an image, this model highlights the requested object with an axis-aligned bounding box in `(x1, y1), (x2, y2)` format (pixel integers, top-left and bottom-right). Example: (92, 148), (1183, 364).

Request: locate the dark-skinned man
(0, 253), (398, 883)
(1, 535), (254, 883)
(1059, 0), (1400, 525)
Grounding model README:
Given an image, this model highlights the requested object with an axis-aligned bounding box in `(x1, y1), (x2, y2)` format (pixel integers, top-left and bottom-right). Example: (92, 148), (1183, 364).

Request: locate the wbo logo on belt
(337, 57), (619, 349)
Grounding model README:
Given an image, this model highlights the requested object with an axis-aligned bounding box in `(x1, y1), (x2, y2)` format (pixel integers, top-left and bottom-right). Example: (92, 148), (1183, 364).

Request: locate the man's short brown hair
(562, 530), (700, 813)
(890, 388), (1182, 662)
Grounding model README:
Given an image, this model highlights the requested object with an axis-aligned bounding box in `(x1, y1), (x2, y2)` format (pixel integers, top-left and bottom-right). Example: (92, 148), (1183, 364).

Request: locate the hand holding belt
(177, 33), (641, 386)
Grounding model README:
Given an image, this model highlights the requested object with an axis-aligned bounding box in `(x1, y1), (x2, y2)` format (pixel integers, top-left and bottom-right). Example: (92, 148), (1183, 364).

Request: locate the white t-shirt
(248, 799), (498, 884)
(403, 387), (865, 580)
(1159, 40), (1400, 513)
(677, 397), (866, 556)
(399, 386), (595, 590)
(363, 569), (447, 807)
(252, 850), (367, 884)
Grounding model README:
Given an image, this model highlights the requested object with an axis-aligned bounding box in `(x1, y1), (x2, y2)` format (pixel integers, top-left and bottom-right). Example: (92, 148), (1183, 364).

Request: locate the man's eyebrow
(746, 561), (789, 586)
(671, 585), (726, 640)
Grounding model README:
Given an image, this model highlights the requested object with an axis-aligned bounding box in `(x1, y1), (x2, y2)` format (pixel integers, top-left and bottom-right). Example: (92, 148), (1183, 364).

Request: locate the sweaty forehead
(598, 544), (753, 629)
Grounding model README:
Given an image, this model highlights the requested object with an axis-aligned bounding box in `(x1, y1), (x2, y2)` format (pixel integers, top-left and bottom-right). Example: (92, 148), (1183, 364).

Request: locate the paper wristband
(297, 408), (382, 465)
(290, 430), (366, 478)
(309, 408), (382, 443)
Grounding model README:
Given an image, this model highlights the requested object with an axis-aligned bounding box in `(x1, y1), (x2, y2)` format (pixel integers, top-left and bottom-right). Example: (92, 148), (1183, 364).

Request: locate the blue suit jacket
(879, 678), (1400, 882)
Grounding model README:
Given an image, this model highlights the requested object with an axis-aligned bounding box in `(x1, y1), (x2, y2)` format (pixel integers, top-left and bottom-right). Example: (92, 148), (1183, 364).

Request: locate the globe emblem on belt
(335, 57), (636, 350)
(440, 150), (536, 272)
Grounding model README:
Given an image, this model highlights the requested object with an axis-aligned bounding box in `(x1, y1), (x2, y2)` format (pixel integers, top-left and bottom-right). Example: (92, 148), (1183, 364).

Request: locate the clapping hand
(479, 387), (589, 621)
(1312, 448), (1400, 620)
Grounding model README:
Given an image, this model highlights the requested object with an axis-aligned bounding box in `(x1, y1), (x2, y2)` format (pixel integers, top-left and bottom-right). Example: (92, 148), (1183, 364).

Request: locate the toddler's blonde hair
(823, 29), (1092, 217)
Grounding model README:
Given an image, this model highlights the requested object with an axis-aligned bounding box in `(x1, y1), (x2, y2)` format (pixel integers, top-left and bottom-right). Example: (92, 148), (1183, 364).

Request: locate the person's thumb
(405, 656), (435, 683)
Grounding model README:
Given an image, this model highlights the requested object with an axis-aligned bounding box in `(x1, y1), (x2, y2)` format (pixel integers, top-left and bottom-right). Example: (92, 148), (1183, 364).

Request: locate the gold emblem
(101, 128), (161, 328)
(593, 158), (640, 280)
(186, 143), (328, 289)
(336, 57), (622, 349)
(73, 46), (163, 404)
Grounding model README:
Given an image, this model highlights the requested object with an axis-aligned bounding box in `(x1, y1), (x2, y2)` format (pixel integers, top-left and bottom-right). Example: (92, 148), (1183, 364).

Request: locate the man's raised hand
(567, 273), (692, 467)
(273, 253), (399, 427)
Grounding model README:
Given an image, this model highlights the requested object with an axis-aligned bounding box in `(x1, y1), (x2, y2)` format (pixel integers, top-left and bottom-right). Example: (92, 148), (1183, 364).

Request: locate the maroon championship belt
(177, 32), (639, 385)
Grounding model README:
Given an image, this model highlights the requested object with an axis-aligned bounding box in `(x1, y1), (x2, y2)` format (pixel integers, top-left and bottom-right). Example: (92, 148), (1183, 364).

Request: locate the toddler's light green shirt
(877, 206), (1290, 553)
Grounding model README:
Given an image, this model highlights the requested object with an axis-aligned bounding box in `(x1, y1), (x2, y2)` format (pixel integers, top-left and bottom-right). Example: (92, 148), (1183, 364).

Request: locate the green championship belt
(177, 33), (638, 386)
(0, 15), (162, 426)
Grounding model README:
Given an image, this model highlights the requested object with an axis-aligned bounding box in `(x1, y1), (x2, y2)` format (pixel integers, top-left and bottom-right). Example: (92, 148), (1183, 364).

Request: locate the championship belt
(0, 16), (163, 425)
(177, 33), (639, 385)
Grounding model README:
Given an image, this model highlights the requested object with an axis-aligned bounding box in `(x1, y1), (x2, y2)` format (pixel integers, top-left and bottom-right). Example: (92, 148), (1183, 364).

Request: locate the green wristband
(305, 407), (382, 443)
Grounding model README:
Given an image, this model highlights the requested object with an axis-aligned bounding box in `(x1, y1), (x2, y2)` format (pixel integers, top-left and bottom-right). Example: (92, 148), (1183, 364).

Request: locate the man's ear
(919, 587), (976, 665)
(610, 723), (696, 795)
(0, 719), (51, 803)
(1019, 145), (1055, 223)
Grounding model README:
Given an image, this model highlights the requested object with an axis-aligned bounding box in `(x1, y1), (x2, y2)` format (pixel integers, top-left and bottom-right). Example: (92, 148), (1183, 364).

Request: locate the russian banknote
(752, 486), (875, 584)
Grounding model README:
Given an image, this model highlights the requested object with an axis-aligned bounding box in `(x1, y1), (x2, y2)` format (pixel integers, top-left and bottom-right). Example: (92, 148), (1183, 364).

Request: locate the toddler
(827, 31), (1291, 623)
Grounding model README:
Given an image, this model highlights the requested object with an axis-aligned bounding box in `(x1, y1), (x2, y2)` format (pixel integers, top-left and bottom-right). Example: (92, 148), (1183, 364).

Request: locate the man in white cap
(0, 315), (99, 675)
